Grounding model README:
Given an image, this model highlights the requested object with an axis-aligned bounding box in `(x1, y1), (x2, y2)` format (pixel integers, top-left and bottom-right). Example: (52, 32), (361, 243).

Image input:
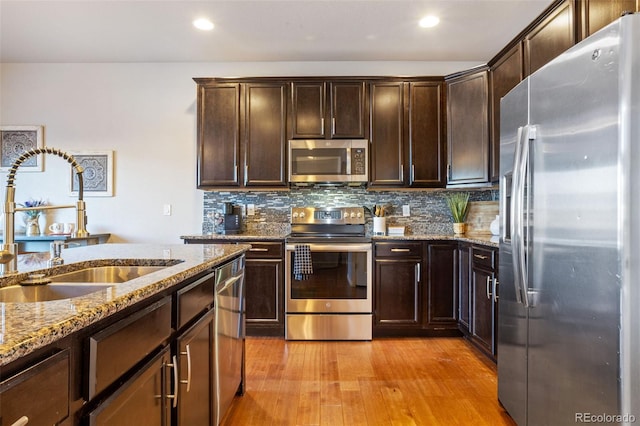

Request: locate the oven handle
(286, 243), (371, 252)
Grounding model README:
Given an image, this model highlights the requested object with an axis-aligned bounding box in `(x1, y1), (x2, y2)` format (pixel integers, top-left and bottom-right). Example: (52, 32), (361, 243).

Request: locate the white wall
(0, 60), (480, 243)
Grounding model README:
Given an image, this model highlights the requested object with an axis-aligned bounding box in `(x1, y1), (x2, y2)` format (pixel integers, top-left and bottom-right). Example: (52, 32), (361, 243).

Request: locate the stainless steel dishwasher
(214, 255), (245, 425)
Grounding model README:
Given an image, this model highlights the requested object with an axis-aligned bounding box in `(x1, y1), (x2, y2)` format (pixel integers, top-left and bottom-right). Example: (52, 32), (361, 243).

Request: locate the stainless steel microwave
(288, 139), (369, 184)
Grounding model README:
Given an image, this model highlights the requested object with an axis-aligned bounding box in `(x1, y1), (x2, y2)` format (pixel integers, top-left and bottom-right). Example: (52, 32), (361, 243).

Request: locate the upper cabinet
(489, 43), (524, 182)
(577, 0), (638, 40)
(446, 68), (490, 186)
(194, 79), (288, 189)
(290, 80), (366, 139)
(524, 0), (575, 76)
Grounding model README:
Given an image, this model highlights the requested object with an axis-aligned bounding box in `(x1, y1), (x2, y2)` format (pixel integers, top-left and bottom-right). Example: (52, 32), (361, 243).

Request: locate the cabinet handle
(391, 248), (410, 252)
(486, 276), (492, 300)
(11, 416), (29, 426)
(166, 355), (179, 408)
(244, 165), (248, 186)
(249, 248), (269, 252)
(415, 263), (421, 283)
(474, 254), (489, 260)
(321, 118), (325, 135)
(180, 344), (192, 392)
(233, 165), (238, 182)
(411, 165), (415, 183)
(493, 278), (499, 303)
(332, 117), (336, 135)
(447, 164), (452, 180)
(400, 164), (404, 181)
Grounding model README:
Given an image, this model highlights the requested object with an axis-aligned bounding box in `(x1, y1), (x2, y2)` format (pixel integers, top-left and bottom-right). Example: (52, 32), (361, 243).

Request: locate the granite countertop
(13, 233), (111, 241)
(181, 232), (498, 247)
(0, 242), (250, 366)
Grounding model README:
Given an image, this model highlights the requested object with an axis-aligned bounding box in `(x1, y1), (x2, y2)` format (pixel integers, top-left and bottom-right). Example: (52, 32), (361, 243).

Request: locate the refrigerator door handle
(511, 125), (531, 307)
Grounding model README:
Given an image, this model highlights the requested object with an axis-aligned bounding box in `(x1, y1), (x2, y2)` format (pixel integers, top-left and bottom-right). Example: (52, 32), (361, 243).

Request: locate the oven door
(285, 242), (372, 314)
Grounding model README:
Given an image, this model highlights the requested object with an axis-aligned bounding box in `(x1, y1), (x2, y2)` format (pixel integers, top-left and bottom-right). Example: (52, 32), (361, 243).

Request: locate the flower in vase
(19, 199), (46, 219)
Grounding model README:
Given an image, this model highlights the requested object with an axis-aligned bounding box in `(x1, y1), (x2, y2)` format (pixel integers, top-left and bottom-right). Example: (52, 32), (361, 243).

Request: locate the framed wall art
(69, 150), (114, 197)
(0, 125), (44, 172)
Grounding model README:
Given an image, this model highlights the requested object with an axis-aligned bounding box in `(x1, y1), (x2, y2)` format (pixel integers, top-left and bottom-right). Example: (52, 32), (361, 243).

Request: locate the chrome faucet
(0, 147), (89, 275)
(47, 241), (77, 267)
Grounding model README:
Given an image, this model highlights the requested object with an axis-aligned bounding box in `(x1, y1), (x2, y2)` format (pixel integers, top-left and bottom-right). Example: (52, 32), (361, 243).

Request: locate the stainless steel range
(285, 206), (372, 340)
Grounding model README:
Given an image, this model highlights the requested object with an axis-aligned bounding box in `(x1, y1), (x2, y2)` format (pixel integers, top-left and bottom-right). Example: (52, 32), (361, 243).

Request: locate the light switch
(247, 204), (255, 216)
(402, 205), (410, 217)
(163, 204), (172, 216)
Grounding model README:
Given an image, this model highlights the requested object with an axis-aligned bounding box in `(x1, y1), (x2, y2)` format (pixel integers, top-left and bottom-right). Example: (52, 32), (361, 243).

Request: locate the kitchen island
(0, 242), (250, 426)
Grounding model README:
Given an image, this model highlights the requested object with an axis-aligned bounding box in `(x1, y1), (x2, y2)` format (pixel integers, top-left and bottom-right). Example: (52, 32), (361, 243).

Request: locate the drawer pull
(180, 344), (192, 392)
(474, 254), (489, 260)
(11, 416), (29, 426)
(391, 248), (411, 252)
(249, 248), (269, 252)
(166, 355), (179, 408)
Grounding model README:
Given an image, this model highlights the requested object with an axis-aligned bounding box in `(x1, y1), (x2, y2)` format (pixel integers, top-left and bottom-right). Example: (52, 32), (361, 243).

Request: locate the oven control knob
(350, 212), (356, 218)
(356, 212), (362, 218)
(292, 212), (299, 218)
(299, 212), (306, 218)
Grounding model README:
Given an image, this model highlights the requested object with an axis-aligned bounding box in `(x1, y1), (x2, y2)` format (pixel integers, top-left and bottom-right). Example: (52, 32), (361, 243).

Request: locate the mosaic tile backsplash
(203, 187), (498, 236)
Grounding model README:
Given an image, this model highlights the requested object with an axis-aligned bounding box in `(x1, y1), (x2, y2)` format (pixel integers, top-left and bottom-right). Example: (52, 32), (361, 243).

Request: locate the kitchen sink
(0, 283), (113, 303)
(47, 265), (168, 284)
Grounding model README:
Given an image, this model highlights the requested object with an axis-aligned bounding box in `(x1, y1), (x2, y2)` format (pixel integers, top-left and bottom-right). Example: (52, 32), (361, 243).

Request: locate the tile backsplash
(203, 187), (498, 236)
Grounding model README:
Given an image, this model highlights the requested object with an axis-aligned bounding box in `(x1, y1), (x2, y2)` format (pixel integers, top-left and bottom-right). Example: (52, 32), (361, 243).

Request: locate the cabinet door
(375, 259), (421, 327)
(330, 81), (366, 138)
(176, 310), (214, 426)
(197, 83), (241, 187)
(458, 244), (471, 333)
(447, 70), (489, 185)
(490, 43), (523, 182)
(370, 81), (405, 186)
(409, 81), (445, 187)
(578, 0), (637, 40)
(245, 257), (283, 335)
(524, 0), (575, 76)
(244, 83), (288, 186)
(88, 347), (171, 426)
(425, 242), (457, 328)
(471, 267), (496, 356)
(291, 82), (325, 138)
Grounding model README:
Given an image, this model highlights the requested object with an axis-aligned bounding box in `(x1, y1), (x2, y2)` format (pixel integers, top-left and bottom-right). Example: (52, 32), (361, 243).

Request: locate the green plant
(18, 199), (46, 219)
(444, 192), (470, 223)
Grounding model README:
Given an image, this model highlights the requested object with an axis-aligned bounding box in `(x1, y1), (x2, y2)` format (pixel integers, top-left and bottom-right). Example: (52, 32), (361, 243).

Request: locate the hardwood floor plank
(222, 337), (516, 426)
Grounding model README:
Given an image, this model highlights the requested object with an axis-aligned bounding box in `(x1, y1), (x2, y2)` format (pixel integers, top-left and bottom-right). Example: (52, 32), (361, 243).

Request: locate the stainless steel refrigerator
(498, 13), (640, 426)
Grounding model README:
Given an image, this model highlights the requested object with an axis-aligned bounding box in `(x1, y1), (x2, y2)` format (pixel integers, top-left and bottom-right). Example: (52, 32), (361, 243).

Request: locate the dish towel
(293, 244), (313, 281)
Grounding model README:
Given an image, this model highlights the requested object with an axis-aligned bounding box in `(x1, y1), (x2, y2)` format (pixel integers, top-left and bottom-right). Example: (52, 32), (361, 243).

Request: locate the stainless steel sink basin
(48, 265), (168, 284)
(0, 283), (112, 303)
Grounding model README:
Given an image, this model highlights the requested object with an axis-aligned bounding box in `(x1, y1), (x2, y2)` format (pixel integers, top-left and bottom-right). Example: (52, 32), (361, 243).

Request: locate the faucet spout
(1, 147), (89, 275)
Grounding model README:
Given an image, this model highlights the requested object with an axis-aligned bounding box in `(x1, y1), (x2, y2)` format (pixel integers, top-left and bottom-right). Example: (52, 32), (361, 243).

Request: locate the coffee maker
(222, 202), (243, 235)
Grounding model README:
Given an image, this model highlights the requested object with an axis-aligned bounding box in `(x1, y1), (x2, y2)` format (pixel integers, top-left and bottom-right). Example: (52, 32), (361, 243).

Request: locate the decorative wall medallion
(69, 150), (114, 196)
(0, 125), (44, 172)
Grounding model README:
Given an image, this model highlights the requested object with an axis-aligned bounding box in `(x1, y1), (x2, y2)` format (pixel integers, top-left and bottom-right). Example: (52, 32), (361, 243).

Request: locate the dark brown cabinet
(374, 242), (422, 329)
(244, 242), (284, 336)
(176, 310), (215, 426)
(194, 79), (287, 189)
(467, 246), (498, 359)
(446, 68), (490, 186)
(244, 82), (288, 186)
(489, 43), (523, 182)
(425, 242), (458, 328)
(196, 82), (241, 187)
(578, 0), (638, 40)
(369, 81), (405, 186)
(457, 243), (471, 333)
(408, 81), (446, 187)
(524, 0), (575, 76)
(291, 80), (366, 139)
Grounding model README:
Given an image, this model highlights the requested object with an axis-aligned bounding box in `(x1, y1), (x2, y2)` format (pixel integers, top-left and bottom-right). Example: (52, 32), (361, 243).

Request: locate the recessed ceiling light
(193, 18), (214, 31)
(419, 15), (440, 28)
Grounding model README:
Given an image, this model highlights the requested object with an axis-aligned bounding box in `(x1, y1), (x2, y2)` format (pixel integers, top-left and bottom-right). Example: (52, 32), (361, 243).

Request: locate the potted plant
(18, 199), (46, 236)
(444, 192), (470, 235)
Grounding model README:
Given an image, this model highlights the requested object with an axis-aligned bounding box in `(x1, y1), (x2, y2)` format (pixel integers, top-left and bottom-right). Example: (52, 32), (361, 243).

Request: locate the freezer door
(527, 18), (622, 425)
(497, 78), (530, 426)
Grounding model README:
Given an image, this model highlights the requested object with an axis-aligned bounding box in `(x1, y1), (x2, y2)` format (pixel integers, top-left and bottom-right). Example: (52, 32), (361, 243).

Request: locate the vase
(453, 222), (466, 235)
(25, 216), (41, 236)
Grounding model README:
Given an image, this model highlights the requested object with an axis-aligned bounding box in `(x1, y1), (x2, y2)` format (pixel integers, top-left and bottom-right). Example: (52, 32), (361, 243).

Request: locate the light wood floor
(222, 337), (516, 426)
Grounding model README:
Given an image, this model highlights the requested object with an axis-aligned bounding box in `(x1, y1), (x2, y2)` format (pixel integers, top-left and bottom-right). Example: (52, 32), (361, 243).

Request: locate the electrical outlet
(402, 205), (410, 217)
(240, 205), (246, 216)
(247, 204), (255, 216)
(163, 204), (172, 216)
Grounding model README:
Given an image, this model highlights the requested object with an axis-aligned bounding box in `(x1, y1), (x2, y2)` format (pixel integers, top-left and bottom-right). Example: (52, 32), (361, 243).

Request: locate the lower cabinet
(373, 240), (459, 337)
(176, 310), (215, 426)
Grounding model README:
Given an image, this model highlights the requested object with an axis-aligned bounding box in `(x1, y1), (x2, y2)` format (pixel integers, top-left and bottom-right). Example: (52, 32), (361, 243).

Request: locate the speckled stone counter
(181, 232), (498, 248)
(0, 242), (250, 366)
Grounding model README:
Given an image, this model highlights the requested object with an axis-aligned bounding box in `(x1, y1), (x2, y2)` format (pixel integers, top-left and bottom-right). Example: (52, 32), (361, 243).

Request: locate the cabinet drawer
(87, 297), (172, 400)
(176, 271), (215, 330)
(375, 242), (422, 258)
(0, 349), (70, 426)
(471, 246), (495, 270)
(245, 242), (283, 259)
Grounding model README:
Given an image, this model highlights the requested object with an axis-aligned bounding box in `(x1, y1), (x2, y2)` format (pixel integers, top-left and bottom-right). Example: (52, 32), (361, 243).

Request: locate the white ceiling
(0, 0), (553, 64)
